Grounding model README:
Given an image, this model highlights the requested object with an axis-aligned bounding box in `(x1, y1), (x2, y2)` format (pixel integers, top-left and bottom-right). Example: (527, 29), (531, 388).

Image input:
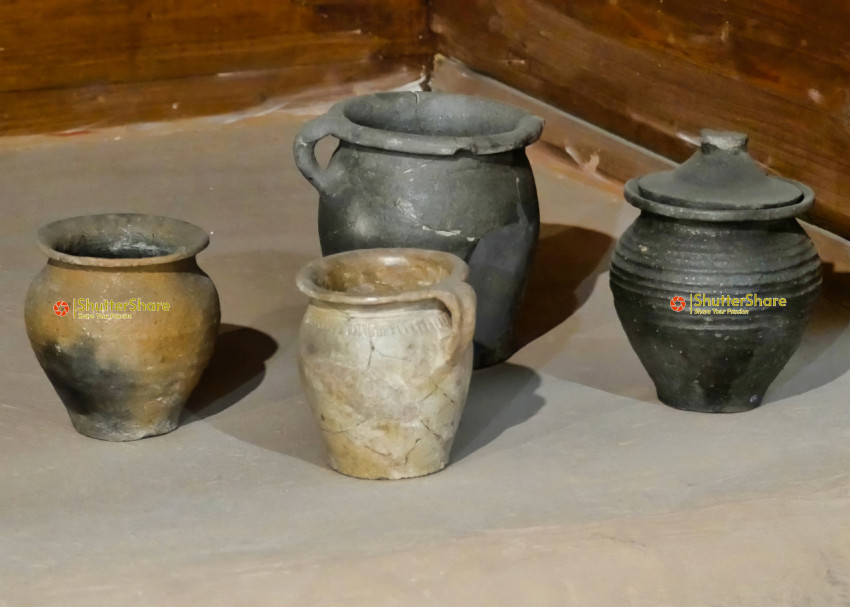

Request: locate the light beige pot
(296, 248), (476, 480)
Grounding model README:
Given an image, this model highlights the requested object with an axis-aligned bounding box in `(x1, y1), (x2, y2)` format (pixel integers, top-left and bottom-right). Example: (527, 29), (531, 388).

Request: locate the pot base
(323, 425), (454, 480)
(328, 454), (448, 481)
(68, 410), (181, 442)
(656, 388), (764, 414)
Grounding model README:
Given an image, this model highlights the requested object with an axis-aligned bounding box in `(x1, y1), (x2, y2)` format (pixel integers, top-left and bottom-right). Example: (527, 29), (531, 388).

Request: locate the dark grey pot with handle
(293, 91), (544, 368)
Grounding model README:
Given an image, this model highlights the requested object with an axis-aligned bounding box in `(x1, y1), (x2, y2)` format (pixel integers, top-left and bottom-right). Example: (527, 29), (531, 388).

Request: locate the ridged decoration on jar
(610, 131), (822, 413)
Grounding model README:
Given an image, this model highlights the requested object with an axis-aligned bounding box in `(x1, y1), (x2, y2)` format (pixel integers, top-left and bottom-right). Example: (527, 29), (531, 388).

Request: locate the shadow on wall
(766, 263), (850, 403)
(181, 323), (279, 424)
(451, 363), (544, 462)
(513, 223), (615, 350)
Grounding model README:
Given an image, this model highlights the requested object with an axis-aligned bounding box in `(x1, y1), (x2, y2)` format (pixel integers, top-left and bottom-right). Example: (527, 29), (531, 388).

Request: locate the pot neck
(47, 257), (200, 273)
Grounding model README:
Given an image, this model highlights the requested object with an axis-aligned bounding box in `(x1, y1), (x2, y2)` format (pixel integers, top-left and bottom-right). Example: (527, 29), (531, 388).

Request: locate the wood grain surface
(0, 0), (430, 134)
(0, 57), (424, 136)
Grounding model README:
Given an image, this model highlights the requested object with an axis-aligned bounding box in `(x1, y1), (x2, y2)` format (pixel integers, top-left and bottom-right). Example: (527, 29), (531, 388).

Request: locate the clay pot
(610, 131), (821, 413)
(293, 91), (543, 368)
(25, 214), (220, 440)
(296, 248), (476, 479)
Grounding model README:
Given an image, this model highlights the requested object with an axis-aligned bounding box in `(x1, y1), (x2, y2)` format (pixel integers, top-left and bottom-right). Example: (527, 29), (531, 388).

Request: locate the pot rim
(37, 213), (210, 267)
(325, 92), (544, 156)
(296, 248), (469, 306)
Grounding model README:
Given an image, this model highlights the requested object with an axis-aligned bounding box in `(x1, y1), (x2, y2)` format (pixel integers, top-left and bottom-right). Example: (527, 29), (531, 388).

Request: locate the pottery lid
(624, 130), (813, 221)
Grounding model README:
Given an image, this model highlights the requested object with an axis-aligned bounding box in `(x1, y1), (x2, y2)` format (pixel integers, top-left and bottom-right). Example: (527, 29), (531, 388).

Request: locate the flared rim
(37, 213), (210, 267)
(324, 92), (544, 156)
(296, 248), (469, 306)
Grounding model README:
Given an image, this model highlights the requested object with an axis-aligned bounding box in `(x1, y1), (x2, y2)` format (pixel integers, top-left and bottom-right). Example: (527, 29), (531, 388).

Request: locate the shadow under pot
(610, 131), (821, 413)
(24, 214), (221, 440)
(296, 248), (476, 479)
(293, 92), (543, 369)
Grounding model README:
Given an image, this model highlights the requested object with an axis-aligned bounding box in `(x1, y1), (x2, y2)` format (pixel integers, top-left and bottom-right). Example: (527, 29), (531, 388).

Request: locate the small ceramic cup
(296, 248), (476, 479)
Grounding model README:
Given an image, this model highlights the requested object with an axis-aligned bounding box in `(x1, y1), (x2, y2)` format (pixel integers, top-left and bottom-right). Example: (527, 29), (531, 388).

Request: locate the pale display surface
(2, 113), (850, 605)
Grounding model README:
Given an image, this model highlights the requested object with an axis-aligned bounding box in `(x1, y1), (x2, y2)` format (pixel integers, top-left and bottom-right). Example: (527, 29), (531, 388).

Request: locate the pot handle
(427, 281), (477, 367)
(293, 114), (346, 195)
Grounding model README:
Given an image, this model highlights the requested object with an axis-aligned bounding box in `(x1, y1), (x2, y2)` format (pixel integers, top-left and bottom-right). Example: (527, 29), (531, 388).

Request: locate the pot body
(25, 258), (220, 440)
(610, 212), (820, 413)
(299, 301), (473, 479)
(294, 93), (542, 368)
(320, 145), (537, 368)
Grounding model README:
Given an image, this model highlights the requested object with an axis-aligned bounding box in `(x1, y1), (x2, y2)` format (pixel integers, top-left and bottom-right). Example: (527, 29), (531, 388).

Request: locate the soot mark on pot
(58, 238), (172, 259)
(36, 338), (139, 419)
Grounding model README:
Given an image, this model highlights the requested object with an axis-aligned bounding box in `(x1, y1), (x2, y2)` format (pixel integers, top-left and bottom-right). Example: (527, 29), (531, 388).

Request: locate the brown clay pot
(24, 214), (220, 441)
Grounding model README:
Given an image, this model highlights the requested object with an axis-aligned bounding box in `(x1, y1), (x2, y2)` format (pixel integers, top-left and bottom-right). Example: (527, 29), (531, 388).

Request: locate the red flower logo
(669, 296), (686, 312)
(53, 301), (69, 317)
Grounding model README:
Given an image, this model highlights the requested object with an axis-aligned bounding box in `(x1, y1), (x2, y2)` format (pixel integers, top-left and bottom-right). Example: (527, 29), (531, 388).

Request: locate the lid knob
(701, 129), (748, 153)
(628, 128), (811, 218)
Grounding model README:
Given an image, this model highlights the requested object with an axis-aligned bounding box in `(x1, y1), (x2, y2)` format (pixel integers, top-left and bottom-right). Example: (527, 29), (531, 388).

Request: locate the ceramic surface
(610, 132), (821, 412)
(25, 214), (220, 440)
(294, 92), (542, 368)
(296, 248), (475, 479)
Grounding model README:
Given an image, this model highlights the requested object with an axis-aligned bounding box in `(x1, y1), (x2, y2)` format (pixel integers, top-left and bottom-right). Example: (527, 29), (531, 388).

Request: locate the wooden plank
(431, 0), (850, 239)
(0, 0), (430, 135)
(531, 0), (849, 110)
(0, 0), (430, 92)
(0, 56), (426, 136)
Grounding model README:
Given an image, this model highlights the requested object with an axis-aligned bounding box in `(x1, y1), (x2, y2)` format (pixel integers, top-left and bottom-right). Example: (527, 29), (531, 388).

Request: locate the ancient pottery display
(25, 214), (220, 440)
(293, 91), (543, 368)
(610, 131), (821, 413)
(296, 248), (476, 479)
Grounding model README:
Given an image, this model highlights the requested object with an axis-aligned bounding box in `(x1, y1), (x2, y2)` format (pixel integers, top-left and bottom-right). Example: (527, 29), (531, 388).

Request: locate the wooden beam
(0, 0), (431, 135)
(0, 1), (430, 92)
(0, 57), (427, 136)
(431, 0), (850, 239)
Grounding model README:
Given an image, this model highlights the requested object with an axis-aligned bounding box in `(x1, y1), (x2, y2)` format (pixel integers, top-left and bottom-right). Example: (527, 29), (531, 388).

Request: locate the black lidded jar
(610, 130), (821, 413)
